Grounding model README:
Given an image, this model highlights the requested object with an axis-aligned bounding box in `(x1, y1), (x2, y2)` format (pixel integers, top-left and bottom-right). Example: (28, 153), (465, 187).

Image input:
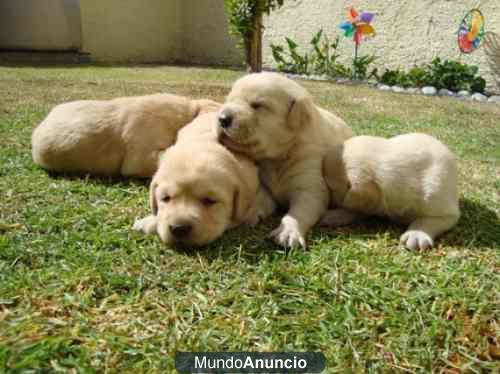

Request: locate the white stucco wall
(79, 0), (242, 66)
(181, 0), (242, 66)
(0, 0), (81, 51)
(80, 0), (183, 63)
(263, 0), (500, 91)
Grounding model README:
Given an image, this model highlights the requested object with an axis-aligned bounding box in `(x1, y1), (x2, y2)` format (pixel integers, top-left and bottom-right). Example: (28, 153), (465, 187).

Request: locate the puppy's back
(335, 133), (458, 218)
(382, 133), (459, 216)
(32, 100), (125, 174)
(32, 93), (210, 176)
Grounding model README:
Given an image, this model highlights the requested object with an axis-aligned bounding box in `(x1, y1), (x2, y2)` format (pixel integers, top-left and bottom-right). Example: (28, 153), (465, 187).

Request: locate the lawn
(0, 65), (499, 372)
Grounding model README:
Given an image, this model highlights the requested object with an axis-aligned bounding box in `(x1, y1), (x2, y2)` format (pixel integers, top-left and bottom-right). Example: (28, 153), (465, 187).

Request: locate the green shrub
(425, 58), (484, 92)
(271, 30), (375, 79)
(309, 30), (350, 77)
(378, 59), (486, 93)
(379, 69), (407, 87)
(353, 55), (378, 81)
(406, 67), (429, 87)
(271, 37), (311, 75)
(470, 77), (487, 93)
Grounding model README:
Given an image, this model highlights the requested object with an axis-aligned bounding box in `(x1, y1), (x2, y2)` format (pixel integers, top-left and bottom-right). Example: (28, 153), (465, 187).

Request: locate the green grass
(0, 65), (499, 372)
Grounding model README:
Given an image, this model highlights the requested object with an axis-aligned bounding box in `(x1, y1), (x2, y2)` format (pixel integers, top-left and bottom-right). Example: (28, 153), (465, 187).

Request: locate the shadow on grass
(132, 195), (500, 263)
(45, 170), (150, 188)
(172, 217), (285, 264)
(316, 198), (499, 250)
(445, 198), (500, 248)
(186, 198), (500, 261)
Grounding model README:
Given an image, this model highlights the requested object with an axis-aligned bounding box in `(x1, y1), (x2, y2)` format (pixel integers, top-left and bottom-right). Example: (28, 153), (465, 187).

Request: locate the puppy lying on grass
(217, 73), (352, 249)
(133, 112), (276, 246)
(32, 94), (220, 178)
(321, 133), (460, 250)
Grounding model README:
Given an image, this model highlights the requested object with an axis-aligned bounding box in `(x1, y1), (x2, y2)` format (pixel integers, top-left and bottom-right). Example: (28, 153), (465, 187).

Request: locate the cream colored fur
(217, 72), (353, 248)
(32, 94), (220, 177)
(321, 133), (460, 250)
(133, 112), (275, 246)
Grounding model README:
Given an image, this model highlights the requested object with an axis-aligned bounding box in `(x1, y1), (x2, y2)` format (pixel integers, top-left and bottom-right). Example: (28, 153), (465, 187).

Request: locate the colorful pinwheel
(339, 7), (376, 46)
(458, 9), (485, 54)
(339, 7), (376, 79)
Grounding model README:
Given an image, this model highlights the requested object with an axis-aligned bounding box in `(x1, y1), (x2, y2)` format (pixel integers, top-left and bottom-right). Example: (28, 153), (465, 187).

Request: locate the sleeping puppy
(32, 94), (220, 178)
(217, 72), (352, 248)
(133, 112), (276, 246)
(321, 133), (460, 250)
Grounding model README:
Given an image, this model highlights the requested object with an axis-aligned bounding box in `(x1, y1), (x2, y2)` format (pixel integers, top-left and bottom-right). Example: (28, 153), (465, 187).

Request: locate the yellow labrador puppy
(133, 112), (275, 246)
(32, 94), (220, 177)
(321, 133), (460, 250)
(217, 72), (353, 248)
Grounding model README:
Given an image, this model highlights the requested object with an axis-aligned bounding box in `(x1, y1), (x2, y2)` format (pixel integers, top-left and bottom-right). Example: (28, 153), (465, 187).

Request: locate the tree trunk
(246, 12), (263, 72)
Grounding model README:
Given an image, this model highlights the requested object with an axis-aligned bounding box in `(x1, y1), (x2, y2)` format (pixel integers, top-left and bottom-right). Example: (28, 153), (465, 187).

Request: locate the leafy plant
(271, 30), (373, 79)
(352, 55), (377, 80)
(271, 37), (311, 75)
(406, 67), (429, 88)
(310, 30), (345, 77)
(470, 76), (487, 93)
(378, 59), (486, 93)
(224, 0), (295, 72)
(425, 58), (486, 92)
(379, 69), (414, 87)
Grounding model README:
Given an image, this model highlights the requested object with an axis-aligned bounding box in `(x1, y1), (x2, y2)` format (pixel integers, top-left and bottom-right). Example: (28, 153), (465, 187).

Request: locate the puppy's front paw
(270, 216), (306, 249)
(133, 215), (158, 235)
(400, 230), (434, 250)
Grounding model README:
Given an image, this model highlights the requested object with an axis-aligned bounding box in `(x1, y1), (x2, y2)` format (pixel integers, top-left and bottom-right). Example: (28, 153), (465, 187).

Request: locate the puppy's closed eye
(160, 195), (171, 203)
(202, 197), (217, 206)
(250, 101), (264, 110)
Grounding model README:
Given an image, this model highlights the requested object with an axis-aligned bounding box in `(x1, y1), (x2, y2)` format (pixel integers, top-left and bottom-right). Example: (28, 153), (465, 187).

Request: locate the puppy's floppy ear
(232, 186), (252, 224)
(231, 159), (259, 223)
(149, 178), (159, 215)
(287, 93), (314, 130)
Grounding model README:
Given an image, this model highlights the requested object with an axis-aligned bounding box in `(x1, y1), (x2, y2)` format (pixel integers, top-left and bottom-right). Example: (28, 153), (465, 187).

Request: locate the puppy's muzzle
(218, 111), (234, 129)
(169, 223), (192, 239)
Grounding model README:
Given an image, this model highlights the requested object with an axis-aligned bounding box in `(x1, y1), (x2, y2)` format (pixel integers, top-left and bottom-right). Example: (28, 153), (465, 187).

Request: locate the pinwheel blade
(339, 21), (353, 31)
(467, 14), (481, 41)
(358, 23), (376, 36)
(339, 22), (355, 38)
(360, 12), (375, 24)
(459, 34), (473, 52)
(349, 7), (359, 22)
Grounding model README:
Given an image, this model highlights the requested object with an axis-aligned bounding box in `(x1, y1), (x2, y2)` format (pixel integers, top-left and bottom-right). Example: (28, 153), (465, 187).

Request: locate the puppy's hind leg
(121, 148), (163, 178)
(400, 214), (459, 250)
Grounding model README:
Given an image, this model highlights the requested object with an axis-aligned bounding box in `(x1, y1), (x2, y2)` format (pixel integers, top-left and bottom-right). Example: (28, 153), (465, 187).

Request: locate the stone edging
(287, 73), (500, 104)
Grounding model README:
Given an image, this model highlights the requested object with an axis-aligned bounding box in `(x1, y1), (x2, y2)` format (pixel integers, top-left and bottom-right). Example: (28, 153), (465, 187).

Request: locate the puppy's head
(149, 142), (256, 246)
(217, 72), (315, 160)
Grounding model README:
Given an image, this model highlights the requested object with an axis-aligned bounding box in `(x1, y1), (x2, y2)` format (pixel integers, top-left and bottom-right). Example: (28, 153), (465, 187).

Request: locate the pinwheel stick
(353, 43), (359, 80)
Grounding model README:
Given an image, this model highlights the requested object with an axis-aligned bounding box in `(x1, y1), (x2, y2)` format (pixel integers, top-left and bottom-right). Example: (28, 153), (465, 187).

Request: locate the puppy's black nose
(169, 224), (192, 238)
(218, 113), (233, 129)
